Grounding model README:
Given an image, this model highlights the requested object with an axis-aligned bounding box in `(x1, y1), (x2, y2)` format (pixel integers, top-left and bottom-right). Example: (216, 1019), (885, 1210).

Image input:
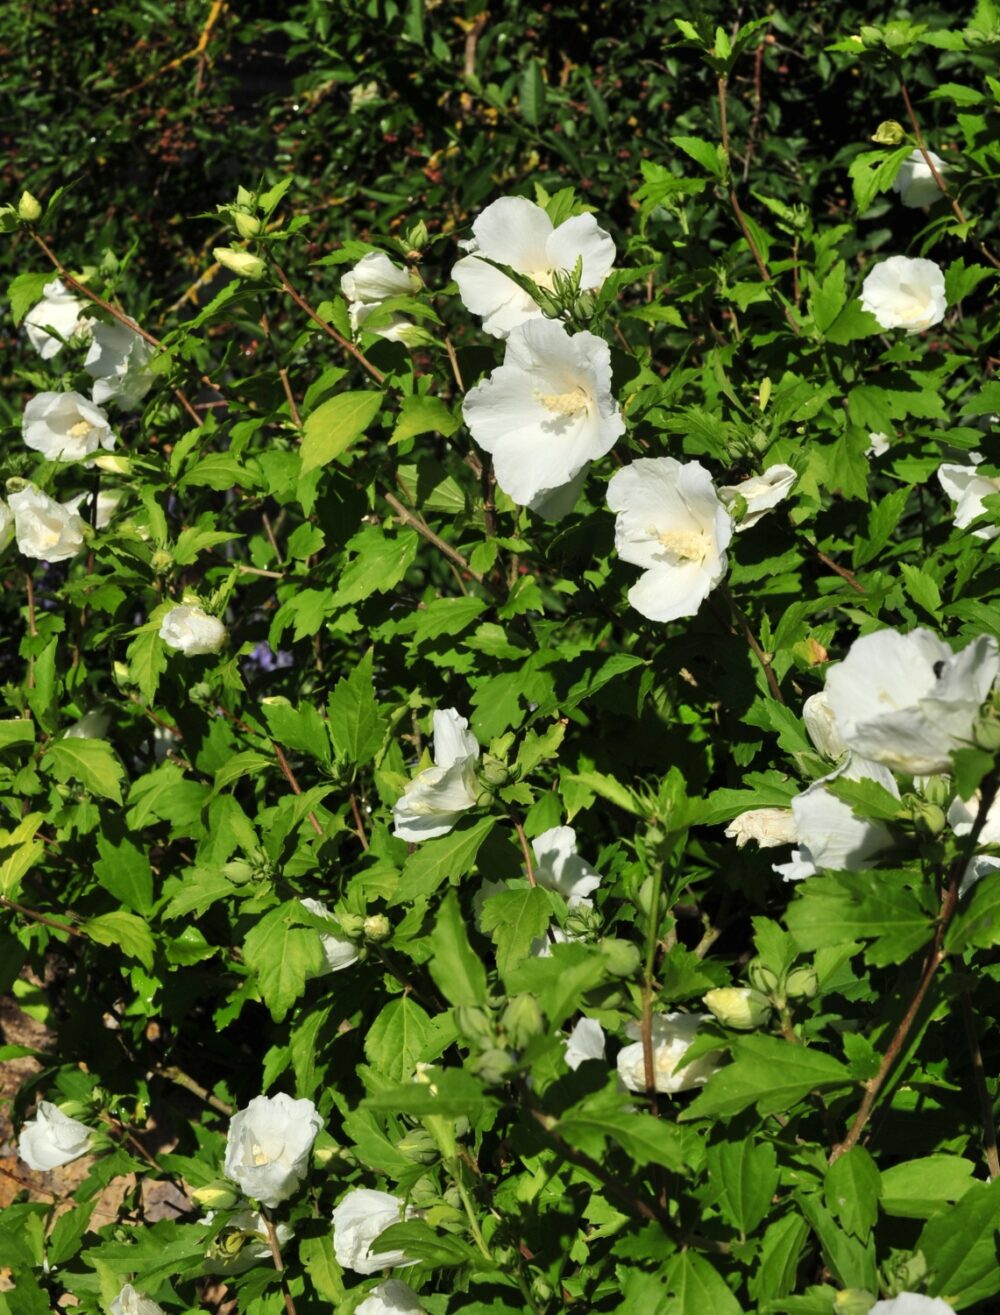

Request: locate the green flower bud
(473, 1047), (516, 1084)
(636, 875), (664, 919)
(234, 210), (263, 239)
(191, 1181), (240, 1209)
(871, 120), (906, 145)
(599, 937), (641, 978)
(213, 247), (266, 280)
(920, 774), (951, 807)
(235, 185), (256, 208)
(501, 994), (544, 1049)
(478, 754), (518, 789)
(395, 1128), (439, 1165)
(93, 453), (132, 476)
(17, 190), (42, 221)
(404, 218), (429, 253)
(336, 911), (365, 937)
(748, 959), (780, 996)
(703, 986), (773, 1030)
(363, 913), (391, 942)
(454, 1005), (495, 1048)
(150, 549), (173, 575)
(973, 716), (1000, 753)
(833, 1290), (876, 1315)
(222, 860), (254, 884)
(910, 800), (947, 839)
(784, 966), (819, 1000)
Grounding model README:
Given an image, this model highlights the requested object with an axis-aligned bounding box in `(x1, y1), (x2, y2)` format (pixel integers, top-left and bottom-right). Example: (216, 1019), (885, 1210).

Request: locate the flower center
(68, 419), (95, 441)
(535, 385), (591, 417)
(251, 1143), (271, 1166)
(527, 267), (556, 292)
(656, 528), (712, 563)
(896, 282), (930, 322)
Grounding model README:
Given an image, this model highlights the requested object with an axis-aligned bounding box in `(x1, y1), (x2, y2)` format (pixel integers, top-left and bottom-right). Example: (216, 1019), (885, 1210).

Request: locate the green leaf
(375, 1219), (483, 1269)
(390, 394), (459, 445)
(808, 261), (847, 333)
(364, 997), (434, 1082)
(425, 889), (487, 1007)
(86, 911), (154, 969)
(243, 903), (324, 1021)
(709, 1139), (779, 1235)
(557, 1093), (694, 1173)
(95, 827), (154, 915)
(392, 817), (496, 904)
(480, 886), (552, 978)
(683, 1034), (853, 1120)
(520, 59), (546, 126)
(947, 872), (1000, 952)
(506, 943), (608, 1027)
(213, 749), (274, 794)
(333, 526), (420, 606)
(42, 738), (124, 803)
(126, 627), (167, 705)
(663, 1252), (744, 1315)
(824, 1146), (880, 1240)
(299, 1233), (345, 1304)
(8, 271), (53, 325)
(0, 721), (34, 750)
(880, 1155), (976, 1219)
(328, 648), (387, 765)
(785, 872), (935, 965)
(919, 1177), (1000, 1307)
(750, 1212), (810, 1303)
(797, 1193), (877, 1291)
(260, 698), (332, 765)
(672, 135), (726, 178)
(300, 390), (383, 472)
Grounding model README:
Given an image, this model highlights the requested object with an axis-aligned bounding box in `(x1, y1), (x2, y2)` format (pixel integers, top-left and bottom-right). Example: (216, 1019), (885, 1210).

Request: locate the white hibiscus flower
(606, 457), (733, 622)
(937, 454), (1000, 541)
(24, 279), (93, 359)
(453, 195), (615, 337)
(22, 391), (115, 462)
(892, 148), (946, 208)
(719, 464), (796, 531)
(773, 756), (899, 882)
(84, 321), (155, 410)
(531, 826), (603, 905)
(341, 252), (421, 343)
(860, 256), (946, 333)
(392, 708), (480, 842)
(462, 318), (624, 507)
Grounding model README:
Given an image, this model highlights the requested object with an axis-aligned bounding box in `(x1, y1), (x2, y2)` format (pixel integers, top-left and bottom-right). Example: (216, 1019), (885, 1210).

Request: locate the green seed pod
(395, 1128), (439, 1165)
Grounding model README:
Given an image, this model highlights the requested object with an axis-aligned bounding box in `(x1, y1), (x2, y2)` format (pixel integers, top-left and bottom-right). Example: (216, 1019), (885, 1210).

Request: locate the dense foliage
(2, 2), (1000, 1313)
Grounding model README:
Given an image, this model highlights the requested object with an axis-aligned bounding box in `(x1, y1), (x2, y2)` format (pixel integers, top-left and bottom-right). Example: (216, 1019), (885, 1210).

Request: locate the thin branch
(381, 486), (483, 584)
(348, 792), (369, 851)
(260, 1206), (298, 1315)
(270, 740), (324, 837)
(830, 771), (1000, 1163)
(513, 818), (537, 887)
(961, 989), (1000, 1180)
(269, 257), (386, 385)
(899, 80), (1000, 271)
(1, 896), (84, 939)
(152, 1064), (234, 1116)
(720, 583), (785, 703)
(816, 549), (866, 595)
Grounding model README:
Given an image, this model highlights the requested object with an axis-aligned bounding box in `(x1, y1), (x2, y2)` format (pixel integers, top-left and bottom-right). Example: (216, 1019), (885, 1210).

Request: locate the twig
(270, 740), (324, 837)
(0, 896), (84, 939)
(152, 1064), (234, 1116)
(269, 257), (386, 385)
(961, 989), (1000, 1180)
(899, 80), (1000, 271)
(260, 1206), (298, 1315)
(830, 771), (1000, 1163)
(742, 40), (767, 181)
(444, 334), (466, 392)
(114, 0), (226, 98)
(717, 76), (801, 334)
(348, 792), (369, 850)
(381, 486), (483, 583)
(260, 310), (302, 427)
(512, 818), (537, 888)
(720, 583), (784, 703)
(463, 11), (489, 80)
(816, 549), (865, 595)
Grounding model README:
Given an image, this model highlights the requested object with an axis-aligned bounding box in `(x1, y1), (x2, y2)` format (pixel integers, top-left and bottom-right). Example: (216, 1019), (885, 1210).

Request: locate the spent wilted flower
(606, 457), (732, 623)
(860, 255), (946, 333)
(331, 1187), (418, 1275)
(24, 279), (93, 359)
(892, 148), (946, 208)
(22, 390), (115, 462)
(159, 605), (227, 656)
(18, 1101), (92, 1171)
(453, 195), (615, 337)
(223, 1093), (322, 1208)
(724, 807), (798, 849)
(462, 318), (624, 507)
(392, 708), (480, 842)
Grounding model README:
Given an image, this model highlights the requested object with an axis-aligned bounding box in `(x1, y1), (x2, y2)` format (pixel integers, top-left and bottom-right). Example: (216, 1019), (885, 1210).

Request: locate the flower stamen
(535, 385), (591, 417)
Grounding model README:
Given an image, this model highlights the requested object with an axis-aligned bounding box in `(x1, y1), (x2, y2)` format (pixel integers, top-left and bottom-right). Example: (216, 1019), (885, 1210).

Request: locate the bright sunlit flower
(110, 1286), (165, 1315)
(871, 1296), (956, 1315)
(867, 431), (891, 458)
(332, 1188), (418, 1275)
(462, 318), (624, 507)
(341, 252), (421, 342)
(223, 1092), (322, 1208)
(63, 488), (124, 530)
(9, 486), (87, 562)
(84, 320), (155, 410)
(18, 1101), (92, 1171)
(802, 691), (849, 761)
(564, 1017), (606, 1070)
(616, 1013), (720, 1094)
(719, 464), (796, 531)
(937, 454), (1000, 541)
(892, 148), (946, 208)
(453, 195), (615, 337)
(724, 807), (798, 849)
(823, 628), (999, 775)
(532, 826), (603, 905)
(860, 255), (946, 333)
(357, 1281), (425, 1315)
(24, 279), (93, 359)
(159, 605), (227, 656)
(22, 390), (115, 462)
(948, 790), (1000, 896)
(606, 457), (732, 622)
(392, 708), (480, 842)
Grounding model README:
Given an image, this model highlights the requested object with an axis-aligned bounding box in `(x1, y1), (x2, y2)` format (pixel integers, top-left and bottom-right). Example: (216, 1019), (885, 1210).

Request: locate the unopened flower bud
(599, 938), (641, 978)
(784, 966), (819, 1000)
(223, 860), (254, 884)
(748, 959), (779, 995)
(395, 1129), (439, 1165)
(453, 1006), (494, 1048)
(473, 1047), (515, 1084)
(191, 1182), (240, 1209)
(920, 774), (951, 807)
(337, 911), (364, 937)
(363, 914), (391, 942)
(871, 120), (906, 146)
(910, 799), (947, 839)
(150, 549), (173, 575)
(703, 987), (772, 1030)
(234, 210), (263, 239)
(93, 453), (133, 475)
(405, 219), (429, 252)
(973, 717), (1000, 753)
(478, 755), (516, 789)
(501, 994), (544, 1049)
(18, 190), (42, 221)
(833, 1290), (876, 1315)
(213, 247), (266, 280)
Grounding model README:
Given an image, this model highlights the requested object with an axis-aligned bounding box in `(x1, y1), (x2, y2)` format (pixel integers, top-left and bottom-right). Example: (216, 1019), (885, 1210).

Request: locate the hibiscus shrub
(2, 5), (1000, 1315)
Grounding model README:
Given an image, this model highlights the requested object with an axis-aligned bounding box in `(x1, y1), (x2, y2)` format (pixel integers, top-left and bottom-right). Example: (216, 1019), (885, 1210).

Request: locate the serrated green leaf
(425, 889), (487, 1007)
(392, 817), (495, 904)
(86, 911), (154, 969)
(663, 1252), (743, 1315)
(328, 648), (387, 765)
(364, 996), (434, 1082)
(43, 738), (124, 803)
(824, 1146), (880, 1240)
(243, 904), (324, 1021)
(300, 390), (383, 472)
(480, 886), (552, 978)
(683, 1034), (853, 1120)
